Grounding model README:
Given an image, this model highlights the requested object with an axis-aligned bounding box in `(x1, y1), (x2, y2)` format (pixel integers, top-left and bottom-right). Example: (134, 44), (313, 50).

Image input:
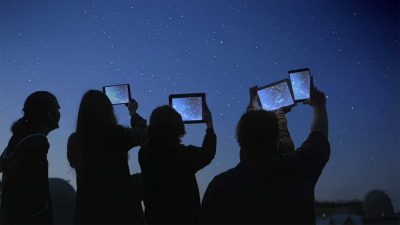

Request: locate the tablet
(102, 84), (131, 105)
(257, 80), (295, 111)
(169, 93), (206, 124)
(288, 68), (312, 102)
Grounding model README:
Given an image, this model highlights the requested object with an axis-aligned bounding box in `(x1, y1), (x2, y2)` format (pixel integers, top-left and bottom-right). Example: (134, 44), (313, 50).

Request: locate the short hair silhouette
(235, 110), (279, 158)
(147, 105), (185, 145)
(11, 91), (59, 134)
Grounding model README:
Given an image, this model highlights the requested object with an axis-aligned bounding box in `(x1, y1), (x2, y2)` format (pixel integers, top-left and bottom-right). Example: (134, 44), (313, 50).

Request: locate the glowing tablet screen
(171, 96), (203, 122)
(103, 84), (130, 105)
(289, 70), (311, 101)
(257, 81), (295, 111)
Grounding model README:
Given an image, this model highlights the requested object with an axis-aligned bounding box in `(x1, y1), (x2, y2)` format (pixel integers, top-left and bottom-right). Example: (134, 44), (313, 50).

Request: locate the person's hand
(126, 98), (138, 116)
(304, 87), (326, 108)
(203, 102), (213, 129)
(247, 86), (259, 111)
(275, 106), (292, 115)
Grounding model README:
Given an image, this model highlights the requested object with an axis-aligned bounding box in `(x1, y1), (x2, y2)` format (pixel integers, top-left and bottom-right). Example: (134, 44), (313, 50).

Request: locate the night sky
(0, 0), (399, 210)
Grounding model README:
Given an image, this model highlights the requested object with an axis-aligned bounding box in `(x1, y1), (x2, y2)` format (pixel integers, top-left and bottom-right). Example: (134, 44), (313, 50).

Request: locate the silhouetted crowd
(0, 86), (330, 224)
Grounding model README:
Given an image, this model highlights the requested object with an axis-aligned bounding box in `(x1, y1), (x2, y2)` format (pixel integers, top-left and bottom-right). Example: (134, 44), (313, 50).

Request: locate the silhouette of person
(139, 103), (216, 224)
(201, 87), (330, 224)
(0, 91), (60, 224)
(67, 90), (146, 224)
(246, 86), (295, 156)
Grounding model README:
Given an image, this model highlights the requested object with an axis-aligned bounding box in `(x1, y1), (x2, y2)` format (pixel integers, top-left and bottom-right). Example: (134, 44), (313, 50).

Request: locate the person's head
(11, 91), (60, 135)
(76, 90), (117, 136)
(236, 110), (279, 160)
(147, 105), (185, 145)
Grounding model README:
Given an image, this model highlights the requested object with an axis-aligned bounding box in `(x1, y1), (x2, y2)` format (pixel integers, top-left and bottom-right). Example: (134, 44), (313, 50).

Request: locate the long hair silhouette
(75, 90), (117, 153)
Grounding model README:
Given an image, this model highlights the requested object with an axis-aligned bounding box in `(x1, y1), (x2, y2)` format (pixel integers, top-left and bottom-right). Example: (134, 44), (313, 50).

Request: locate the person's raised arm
(284, 87), (329, 179)
(246, 86), (259, 111)
(116, 98), (147, 150)
(305, 88), (328, 138)
(128, 98), (147, 135)
(201, 101), (216, 164)
(275, 108), (295, 153)
(183, 102), (216, 172)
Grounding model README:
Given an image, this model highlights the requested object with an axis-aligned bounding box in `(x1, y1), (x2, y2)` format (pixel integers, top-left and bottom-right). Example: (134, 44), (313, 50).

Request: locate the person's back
(67, 90), (146, 224)
(68, 130), (143, 224)
(139, 105), (216, 224)
(139, 143), (206, 224)
(201, 87), (330, 224)
(202, 133), (329, 224)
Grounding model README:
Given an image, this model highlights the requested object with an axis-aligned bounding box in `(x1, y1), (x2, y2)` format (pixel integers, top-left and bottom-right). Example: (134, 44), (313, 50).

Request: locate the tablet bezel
(102, 83), (132, 105)
(169, 93), (206, 124)
(257, 79), (296, 111)
(288, 68), (313, 102)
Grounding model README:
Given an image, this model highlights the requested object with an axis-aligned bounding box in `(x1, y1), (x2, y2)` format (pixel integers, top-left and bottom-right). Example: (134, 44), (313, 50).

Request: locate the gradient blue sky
(1, 0), (399, 210)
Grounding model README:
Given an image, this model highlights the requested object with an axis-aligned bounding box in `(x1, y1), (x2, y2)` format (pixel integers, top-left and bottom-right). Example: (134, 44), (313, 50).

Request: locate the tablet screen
(103, 84), (130, 105)
(171, 97), (203, 122)
(169, 93), (205, 123)
(257, 81), (295, 111)
(289, 69), (311, 101)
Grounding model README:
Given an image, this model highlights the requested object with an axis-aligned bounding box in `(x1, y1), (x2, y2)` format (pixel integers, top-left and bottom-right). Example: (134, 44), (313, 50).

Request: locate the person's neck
(240, 154), (273, 166)
(32, 124), (50, 136)
(240, 148), (277, 164)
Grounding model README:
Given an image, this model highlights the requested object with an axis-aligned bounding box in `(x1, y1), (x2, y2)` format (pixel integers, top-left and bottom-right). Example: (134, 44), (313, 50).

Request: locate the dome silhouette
(49, 178), (76, 224)
(363, 190), (394, 219)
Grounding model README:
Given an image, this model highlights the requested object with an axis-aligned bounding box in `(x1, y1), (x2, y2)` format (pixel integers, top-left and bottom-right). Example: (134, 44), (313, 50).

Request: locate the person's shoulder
(68, 132), (77, 139)
(112, 124), (132, 134)
(295, 131), (330, 154)
(138, 145), (147, 157)
(20, 134), (49, 154)
(110, 125), (138, 142)
(67, 132), (79, 147)
(309, 131), (329, 141)
(209, 166), (240, 187)
(23, 134), (48, 146)
(138, 143), (157, 161)
(182, 144), (201, 151)
(68, 132), (77, 142)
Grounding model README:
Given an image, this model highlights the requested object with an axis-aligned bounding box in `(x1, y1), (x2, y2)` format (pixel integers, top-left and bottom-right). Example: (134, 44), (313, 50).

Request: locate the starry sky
(0, 0), (399, 210)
